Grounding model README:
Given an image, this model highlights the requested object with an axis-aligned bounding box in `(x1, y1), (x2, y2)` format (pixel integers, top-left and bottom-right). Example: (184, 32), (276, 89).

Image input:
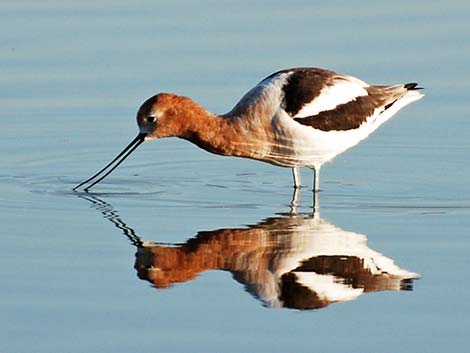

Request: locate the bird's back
(223, 68), (423, 168)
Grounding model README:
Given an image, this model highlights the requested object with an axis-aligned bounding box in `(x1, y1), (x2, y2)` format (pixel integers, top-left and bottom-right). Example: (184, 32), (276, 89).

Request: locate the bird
(73, 67), (423, 193)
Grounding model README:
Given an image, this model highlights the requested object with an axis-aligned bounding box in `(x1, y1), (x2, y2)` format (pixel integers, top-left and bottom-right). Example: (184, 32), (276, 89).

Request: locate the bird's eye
(147, 115), (156, 123)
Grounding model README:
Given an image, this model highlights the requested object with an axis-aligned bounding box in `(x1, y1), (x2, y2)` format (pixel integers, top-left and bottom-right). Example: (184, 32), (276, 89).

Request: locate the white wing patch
(294, 76), (369, 118)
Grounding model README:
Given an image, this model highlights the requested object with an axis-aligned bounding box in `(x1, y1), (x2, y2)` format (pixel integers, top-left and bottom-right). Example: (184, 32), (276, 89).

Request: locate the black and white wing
(276, 68), (420, 131)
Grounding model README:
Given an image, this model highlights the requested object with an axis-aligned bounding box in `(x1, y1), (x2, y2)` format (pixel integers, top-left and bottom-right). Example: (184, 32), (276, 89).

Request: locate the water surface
(1, 1), (469, 352)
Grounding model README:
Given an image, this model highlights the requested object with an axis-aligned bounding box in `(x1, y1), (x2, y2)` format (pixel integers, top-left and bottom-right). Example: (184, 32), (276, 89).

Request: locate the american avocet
(74, 67), (423, 192)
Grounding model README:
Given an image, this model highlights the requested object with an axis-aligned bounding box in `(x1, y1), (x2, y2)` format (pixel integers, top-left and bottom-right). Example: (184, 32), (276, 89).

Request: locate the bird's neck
(173, 97), (270, 158)
(180, 106), (235, 155)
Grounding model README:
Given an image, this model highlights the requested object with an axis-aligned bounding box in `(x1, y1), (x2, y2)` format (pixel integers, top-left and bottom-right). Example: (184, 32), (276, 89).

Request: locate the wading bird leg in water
(290, 187), (301, 214)
(292, 167), (301, 189)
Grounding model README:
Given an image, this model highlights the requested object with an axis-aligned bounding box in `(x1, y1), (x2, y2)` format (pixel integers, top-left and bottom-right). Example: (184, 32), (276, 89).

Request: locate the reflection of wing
(135, 215), (418, 310)
(79, 194), (417, 311)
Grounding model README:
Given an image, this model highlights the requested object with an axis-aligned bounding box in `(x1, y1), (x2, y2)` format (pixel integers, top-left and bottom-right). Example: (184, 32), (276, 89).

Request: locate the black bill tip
(73, 133), (146, 192)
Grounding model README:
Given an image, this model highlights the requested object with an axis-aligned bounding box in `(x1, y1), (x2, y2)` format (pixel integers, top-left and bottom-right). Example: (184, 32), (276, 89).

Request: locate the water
(1, 1), (469, 352)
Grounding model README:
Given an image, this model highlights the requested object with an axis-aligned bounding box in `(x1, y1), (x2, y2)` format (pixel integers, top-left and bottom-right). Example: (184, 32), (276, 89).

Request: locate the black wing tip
(404, 82), (424, 90)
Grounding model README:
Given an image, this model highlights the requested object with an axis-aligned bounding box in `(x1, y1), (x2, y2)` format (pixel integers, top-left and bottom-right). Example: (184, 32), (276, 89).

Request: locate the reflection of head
(135, 216), (418, 310)
(135, 246), (201, 288)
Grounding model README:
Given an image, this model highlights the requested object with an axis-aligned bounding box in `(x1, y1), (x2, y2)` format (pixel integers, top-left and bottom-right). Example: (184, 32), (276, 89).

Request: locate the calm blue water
(1, 1), (469, 352)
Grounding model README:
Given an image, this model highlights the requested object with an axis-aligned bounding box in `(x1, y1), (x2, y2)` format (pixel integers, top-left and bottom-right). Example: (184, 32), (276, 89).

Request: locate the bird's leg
(292, 167), (302, 189)
(289, 187), (300, 214)
(313, 188), (320, 217)
(313, 167), (320, 216)
(313, 166), (320, 193)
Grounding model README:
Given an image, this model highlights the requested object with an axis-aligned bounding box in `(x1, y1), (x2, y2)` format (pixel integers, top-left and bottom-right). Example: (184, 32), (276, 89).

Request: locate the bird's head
(136, 93), (193, 140)
(73, 93), (198, 192)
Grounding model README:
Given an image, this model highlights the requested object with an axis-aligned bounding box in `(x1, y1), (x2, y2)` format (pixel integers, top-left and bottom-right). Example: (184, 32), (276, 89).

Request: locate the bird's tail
(380, 82), (424, 107)
(402, 82), (425, 104)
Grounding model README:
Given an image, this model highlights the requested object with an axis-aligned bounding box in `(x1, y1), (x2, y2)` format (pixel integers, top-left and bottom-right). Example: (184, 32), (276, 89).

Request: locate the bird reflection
(81, 195), (418, 310)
